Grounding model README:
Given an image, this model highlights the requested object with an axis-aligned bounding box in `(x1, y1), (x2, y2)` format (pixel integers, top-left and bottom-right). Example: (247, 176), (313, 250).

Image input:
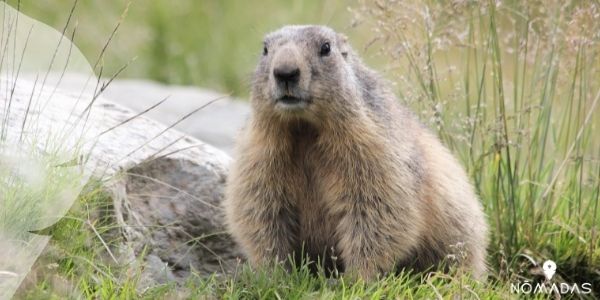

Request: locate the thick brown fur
(224, 25), (488, 281)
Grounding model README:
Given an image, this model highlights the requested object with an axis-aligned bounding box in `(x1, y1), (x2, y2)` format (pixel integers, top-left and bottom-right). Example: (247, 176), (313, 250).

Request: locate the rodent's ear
(336, 33), (349, 60)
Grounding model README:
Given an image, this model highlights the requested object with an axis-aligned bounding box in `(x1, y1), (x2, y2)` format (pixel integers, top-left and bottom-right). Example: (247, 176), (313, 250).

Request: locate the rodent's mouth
(278, 95), (303, 105)
(275, 95), (309, 111)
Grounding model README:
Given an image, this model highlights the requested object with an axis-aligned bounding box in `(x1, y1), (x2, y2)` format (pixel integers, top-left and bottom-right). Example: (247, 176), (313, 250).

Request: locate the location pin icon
(542, 260), (557, 280)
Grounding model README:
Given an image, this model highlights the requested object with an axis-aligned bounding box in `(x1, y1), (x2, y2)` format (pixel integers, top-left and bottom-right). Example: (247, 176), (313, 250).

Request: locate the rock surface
(32, 73), (252, 154)
(113, 157), (241, 279)
(2, 75), (243, 290)
(103, 79), (250, 154)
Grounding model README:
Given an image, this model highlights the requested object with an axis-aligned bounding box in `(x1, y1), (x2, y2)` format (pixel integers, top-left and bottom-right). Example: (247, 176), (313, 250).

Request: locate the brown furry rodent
(224, 25), (488, 281)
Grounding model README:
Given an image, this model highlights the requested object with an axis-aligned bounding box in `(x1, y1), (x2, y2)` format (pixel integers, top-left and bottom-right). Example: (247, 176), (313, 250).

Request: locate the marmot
(224, 25), (488, 280)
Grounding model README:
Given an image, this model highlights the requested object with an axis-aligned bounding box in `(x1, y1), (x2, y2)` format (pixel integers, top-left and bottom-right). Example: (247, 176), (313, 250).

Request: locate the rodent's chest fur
(286, 121), (342, 264)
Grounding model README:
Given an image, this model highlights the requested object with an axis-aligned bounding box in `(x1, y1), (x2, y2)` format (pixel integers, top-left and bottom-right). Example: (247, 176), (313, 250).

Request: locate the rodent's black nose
(274, 66), (300, 84)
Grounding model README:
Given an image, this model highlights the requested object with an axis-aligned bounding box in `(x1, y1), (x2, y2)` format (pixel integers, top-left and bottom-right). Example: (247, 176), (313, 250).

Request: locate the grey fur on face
(253, 26), (355, 122)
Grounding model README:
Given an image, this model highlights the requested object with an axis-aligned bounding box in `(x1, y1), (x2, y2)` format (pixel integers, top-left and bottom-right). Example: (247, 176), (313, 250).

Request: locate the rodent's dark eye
(263, 45), (268, 56)
(320, 42), (331, 56)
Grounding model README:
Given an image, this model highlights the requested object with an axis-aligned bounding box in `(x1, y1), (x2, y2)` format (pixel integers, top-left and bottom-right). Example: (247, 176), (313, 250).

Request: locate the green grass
(3, 0), (600, 299)
(14, 182), (143, 299)
(16, 187), (520, 299)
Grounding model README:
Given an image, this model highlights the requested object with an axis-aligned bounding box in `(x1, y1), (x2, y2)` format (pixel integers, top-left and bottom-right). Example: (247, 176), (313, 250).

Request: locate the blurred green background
(15, 0), (368, 97)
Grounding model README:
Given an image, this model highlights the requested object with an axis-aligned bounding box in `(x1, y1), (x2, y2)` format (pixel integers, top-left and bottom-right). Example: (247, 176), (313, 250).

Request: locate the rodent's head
(251, 25), (358, 124)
